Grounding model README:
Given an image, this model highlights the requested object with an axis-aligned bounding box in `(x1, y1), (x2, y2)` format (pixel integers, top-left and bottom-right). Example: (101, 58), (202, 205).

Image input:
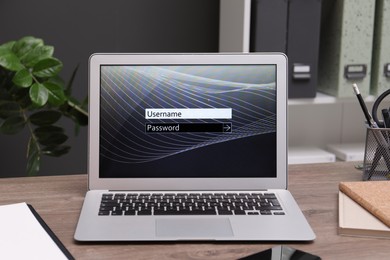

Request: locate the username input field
(145, 108), (232, 119)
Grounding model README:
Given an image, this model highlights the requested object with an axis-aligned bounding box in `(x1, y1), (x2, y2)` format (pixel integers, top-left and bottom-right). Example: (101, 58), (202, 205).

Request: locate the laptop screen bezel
(88, 53), (288, 191)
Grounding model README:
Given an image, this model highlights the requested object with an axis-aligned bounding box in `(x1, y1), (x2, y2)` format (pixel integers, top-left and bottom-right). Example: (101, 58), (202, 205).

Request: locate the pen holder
(363, 126), (390, 181)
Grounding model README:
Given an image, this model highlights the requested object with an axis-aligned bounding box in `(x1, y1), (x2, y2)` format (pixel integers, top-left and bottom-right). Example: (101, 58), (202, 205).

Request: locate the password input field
(145, 123), (232, 133)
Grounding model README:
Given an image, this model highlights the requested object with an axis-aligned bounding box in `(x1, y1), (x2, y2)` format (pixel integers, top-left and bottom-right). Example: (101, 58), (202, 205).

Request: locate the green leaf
(12, 89), (32, 109)
(0, 101), (20, 118)
(22, 45), (54, 67)
(47, 75), (65, 89)
(29, 110), (61, 126)
(42, 145), (71, 157)
(65, 64), (79, 96)
(26, 137), (41, 176)
(0, 41), (16, 51)
(12, 68), (33, 88)
(34, 126), (65, 143)
(71, 108), (88, 126)
(12, 36), (44, 60)
(0, 115), (25, 134)
(0, 44), (23, 71)
(29, 83), (48, 106)
(60, 99), (88, 126)
(27, 135), (38, 158)
(37, 132), (68, 146)
(34, 125), (64, 136)
(43, 81), (66, 106)
(32, 57), (63, 78)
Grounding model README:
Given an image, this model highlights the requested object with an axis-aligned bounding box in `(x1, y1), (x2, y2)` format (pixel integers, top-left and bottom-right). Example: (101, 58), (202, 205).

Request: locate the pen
(381, 109), (390, 145)
(382, 108), (390, 129)
(352, 83), (378, 128)
(353, 83), (390, 179)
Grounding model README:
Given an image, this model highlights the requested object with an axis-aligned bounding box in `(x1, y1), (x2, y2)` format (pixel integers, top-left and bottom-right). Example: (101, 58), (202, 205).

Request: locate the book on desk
(338, 181), (390, 239)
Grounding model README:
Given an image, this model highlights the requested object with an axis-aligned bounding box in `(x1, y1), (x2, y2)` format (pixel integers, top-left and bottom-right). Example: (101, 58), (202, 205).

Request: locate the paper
(339, 191), (390, 239)
(0, 202), (68, 260)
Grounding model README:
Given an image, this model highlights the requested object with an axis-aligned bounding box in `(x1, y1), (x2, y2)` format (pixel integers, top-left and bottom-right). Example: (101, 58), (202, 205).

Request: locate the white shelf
(288, 92), (338, 105)
(288, 147), (336, 165)
(288, 92), (376, 106)
(326, 143), (365, 162)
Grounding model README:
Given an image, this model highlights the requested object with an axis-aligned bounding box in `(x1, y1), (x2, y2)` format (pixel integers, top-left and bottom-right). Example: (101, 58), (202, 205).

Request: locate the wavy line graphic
(100, 66), (276, 164)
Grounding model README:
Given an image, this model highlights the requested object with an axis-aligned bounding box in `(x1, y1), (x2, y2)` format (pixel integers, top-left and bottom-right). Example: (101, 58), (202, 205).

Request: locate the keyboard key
(218, 210), (233, 215)
(226, 193), (237, 197)
(188, 209), (216, 215)
(263, 193), (277, 199)
(114, 194), (126, 199)
(101, 202), (119, 207)
(154, 209), (179, 215)
(111, 210), (123, 216)
(98, 210), (110, 216)
(234, 210), (246, 215)
(99, 206), (113, 212)
(124, 210), (136, 215)
(102, 194), (114, 199)
(138, 210), (152, 215)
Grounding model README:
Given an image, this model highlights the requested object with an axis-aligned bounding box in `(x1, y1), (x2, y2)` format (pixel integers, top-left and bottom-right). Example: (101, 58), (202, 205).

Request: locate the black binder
(287, 0), (322, 98)
(250, 0), (322, 98)
(28, 204), (75, 260)
(250, 0), (288, 52)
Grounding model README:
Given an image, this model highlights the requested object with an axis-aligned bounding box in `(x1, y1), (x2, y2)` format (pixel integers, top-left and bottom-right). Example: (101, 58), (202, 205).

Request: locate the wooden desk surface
(1, 162), (390, 259)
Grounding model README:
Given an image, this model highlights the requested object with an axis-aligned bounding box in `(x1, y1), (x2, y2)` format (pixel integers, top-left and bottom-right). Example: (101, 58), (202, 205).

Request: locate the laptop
(74, 53), (315, 241)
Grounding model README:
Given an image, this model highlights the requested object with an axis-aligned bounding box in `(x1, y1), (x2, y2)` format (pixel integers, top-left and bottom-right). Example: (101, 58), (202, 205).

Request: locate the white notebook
(0, 202), (71, 259)
(338, 191), (390, 239)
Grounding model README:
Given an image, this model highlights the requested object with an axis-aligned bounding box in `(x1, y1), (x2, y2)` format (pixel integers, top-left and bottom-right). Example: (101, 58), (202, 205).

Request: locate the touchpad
(156, 218), (234, 239)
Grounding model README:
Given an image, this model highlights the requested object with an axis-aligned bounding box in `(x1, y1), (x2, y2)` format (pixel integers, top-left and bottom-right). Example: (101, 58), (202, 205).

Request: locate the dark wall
(0, 0), (220, 177)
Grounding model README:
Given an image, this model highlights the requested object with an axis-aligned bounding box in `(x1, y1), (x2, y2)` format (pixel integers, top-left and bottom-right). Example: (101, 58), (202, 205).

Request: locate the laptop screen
(99, 64), (276, 178)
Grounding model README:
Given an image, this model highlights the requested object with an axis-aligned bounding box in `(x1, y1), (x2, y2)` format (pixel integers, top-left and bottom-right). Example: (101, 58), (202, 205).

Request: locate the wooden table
(1, 162), (390, 259)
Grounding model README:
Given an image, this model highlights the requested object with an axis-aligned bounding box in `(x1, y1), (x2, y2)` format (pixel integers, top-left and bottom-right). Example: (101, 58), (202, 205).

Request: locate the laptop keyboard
(98, 192), (285, 216)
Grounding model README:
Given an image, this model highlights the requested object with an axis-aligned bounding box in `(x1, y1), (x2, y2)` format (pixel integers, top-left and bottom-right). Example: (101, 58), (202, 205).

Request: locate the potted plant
(0, 36), (88, 176)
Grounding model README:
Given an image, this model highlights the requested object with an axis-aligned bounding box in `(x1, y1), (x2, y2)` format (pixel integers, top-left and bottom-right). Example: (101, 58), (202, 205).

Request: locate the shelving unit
(288, 93), (390, 163)
(219, 2), (387, 164)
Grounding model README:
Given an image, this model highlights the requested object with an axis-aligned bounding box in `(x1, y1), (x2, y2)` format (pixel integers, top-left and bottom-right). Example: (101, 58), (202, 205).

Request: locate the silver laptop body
(74, 53), (315, 241)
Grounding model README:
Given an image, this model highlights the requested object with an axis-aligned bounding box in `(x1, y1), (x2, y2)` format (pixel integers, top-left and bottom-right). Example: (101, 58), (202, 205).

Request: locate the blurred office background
(1, 0), (389, 176)
(0, 0), (219, 177)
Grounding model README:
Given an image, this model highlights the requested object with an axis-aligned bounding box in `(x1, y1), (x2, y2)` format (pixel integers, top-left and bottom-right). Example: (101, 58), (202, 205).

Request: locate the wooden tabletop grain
(1, 162), (389, 259)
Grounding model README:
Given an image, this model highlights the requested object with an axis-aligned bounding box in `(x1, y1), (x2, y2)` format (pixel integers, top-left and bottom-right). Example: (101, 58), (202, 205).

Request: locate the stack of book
(339, 181), (390, 239)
